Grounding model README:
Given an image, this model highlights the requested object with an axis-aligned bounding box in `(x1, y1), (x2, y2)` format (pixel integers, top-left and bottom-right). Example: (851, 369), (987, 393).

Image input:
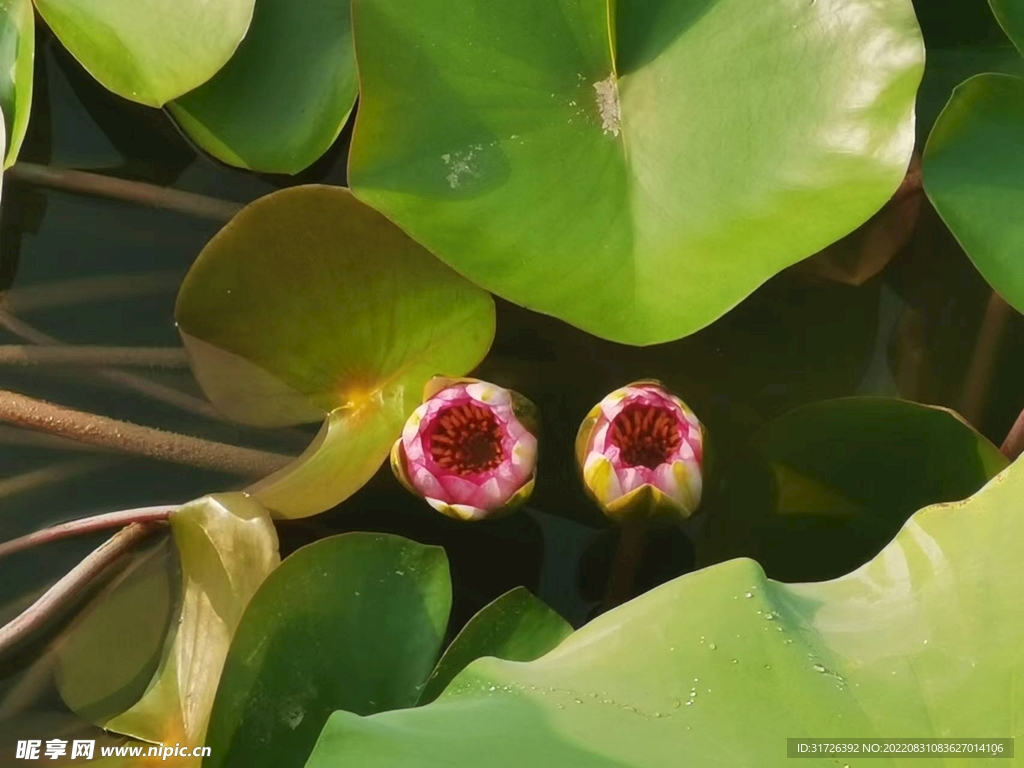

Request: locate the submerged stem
(0, 389), (292, 477)
(0, 345), (189, 368)
(0, 506), (177, 560)
(960, 292), (1012, 426)
(0, 523), (162, 658)
(0, 309), (224, 421)
(0, 457), (118, 501)
(6, 163), (244, 222)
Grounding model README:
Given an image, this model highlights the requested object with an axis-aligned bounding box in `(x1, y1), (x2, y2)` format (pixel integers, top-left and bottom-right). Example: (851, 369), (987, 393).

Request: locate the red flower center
(609, 404), (682, 469)
(429, 403), (505, 476)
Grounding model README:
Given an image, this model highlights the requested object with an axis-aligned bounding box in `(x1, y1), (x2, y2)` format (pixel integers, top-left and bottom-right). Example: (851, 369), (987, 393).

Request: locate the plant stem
(5, 163), (244, 222)
(0, 389), (292, 477)
(0, 523), (161, 658)
(603, 520), (648, 610)
(0, 505), (176, 560)
(960, 291), (1012, 426)
(1001, 407), (1024, 462)
(0, 425), (111, 452)
(1, 271), (180, 314)
(0, 309), (224, 421)
(0, 345), (189, 368)
(0, 458), (118, 501)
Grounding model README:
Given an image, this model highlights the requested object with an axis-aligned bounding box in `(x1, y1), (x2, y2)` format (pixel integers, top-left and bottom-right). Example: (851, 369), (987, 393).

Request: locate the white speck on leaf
(593, 75), (621, 137)
(442, 149), (478, 189)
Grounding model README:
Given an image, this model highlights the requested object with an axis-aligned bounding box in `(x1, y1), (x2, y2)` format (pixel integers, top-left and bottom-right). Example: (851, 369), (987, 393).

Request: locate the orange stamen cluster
(609, 404), (681, 469)
(429, 403), (505, 476)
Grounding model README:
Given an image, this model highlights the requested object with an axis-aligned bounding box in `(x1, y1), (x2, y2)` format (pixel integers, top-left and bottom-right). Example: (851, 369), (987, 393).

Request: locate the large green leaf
(348, 0), (924, 344)
(992, 0), (1024, 53)
(924, 73), (1024, 314)
(175, 185), (495, 518)
(169, 0), (357, 174)
(33, 0), (255, 107)
(103, 494), (279, 748)
(696, 398), (1009, 582)
(204, 533), (451, 768)
(307, 458), (1024, 767)
(419, 587), (573, 705)
(0, 0), (32, 167)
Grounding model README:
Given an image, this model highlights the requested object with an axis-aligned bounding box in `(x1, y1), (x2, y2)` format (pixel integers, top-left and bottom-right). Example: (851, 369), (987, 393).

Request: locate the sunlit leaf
(0, 0), (33, 167)
(33, 0), (255, 106)
(175, 186), (495, 518)
(349, 0), (924, 344)
(307, 458), (1024, 766)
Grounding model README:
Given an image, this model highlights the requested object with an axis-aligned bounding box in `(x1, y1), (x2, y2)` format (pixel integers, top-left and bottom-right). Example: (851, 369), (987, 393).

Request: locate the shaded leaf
(419, 587), (572, 705)
(55, 539), (177, 726)
(349, 0), (924, 344)
(307, 458), (1024, 766)
(204, 533), (450, 768)
(924, 73), (1024, 315)
(696, 398), (1008, 582)
(33, 0), (255, 106)
(175, 186), (495, 518)
(103, 494), (279, 748)
(169, 0), (356, 175)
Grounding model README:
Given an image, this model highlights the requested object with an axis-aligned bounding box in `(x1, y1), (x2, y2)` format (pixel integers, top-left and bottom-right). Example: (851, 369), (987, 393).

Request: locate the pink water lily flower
(391, 378), (538, 521)
(576, 381), (704, 522)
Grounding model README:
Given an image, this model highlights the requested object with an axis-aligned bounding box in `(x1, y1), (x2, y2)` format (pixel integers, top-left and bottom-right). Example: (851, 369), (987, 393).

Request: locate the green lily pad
(169, 0), (357, 174)
(103, 494), (279, 747)
(992, 0), (1024, 53)
(419, 587), (573, 705)
(348, 0), (924, 344)
(696, 398), (1008, 582)
(306, 457), (1024, 767)
(924, 73), (1024, 315)
(204, 533), (451, 768)
(0, 0), (32, 167)
(33, 0), (255, 107)
(175, 185), (495, 518)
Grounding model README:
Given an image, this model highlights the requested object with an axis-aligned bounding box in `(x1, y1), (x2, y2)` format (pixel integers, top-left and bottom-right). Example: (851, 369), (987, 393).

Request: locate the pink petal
(437, 472), (481, 506)
(588, 420), (611, 454)
(409, 463), (445, 499)
(404, 434), (427, 463)
(616, 466), (649, 495)
(472, 477), (512, 508)
(434, 384), (471, 402)
(504, 414), (527, 441)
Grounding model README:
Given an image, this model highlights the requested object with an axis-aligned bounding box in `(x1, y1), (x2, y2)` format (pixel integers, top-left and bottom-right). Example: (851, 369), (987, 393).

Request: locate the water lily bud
(576, 380), (704, 523)
(391, 377), (538, 521)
